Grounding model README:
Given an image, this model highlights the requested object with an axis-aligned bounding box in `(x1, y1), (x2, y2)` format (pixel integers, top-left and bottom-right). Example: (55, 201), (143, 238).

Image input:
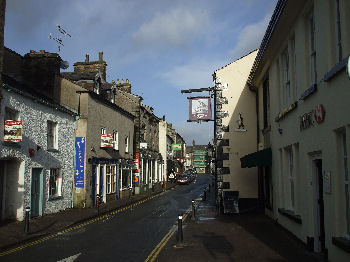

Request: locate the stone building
(0, 0), (5, 117)
(0, 48), (77, 220)
(213, 50), (259, 210)
(241, 0), (350, 261)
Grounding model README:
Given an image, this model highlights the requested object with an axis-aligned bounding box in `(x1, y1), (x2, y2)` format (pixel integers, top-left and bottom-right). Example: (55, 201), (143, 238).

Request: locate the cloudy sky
(4, 0), (277, 145)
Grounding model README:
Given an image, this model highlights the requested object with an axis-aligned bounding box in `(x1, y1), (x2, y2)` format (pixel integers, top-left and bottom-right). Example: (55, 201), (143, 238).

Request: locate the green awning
(240, 148), (272, 168)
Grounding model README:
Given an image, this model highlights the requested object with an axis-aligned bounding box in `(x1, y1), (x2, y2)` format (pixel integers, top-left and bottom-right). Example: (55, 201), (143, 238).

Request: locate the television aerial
(49, 24), (71, 53)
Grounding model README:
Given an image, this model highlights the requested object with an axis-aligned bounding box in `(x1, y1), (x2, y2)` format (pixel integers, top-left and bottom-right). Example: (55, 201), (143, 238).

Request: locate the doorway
(312, 159), (325, 252)
(31, 168), (42, 218)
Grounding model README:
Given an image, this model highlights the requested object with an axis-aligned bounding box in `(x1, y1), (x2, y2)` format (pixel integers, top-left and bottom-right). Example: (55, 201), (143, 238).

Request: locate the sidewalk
(0, 182), (176, 252)
(157, 187), (325, 262)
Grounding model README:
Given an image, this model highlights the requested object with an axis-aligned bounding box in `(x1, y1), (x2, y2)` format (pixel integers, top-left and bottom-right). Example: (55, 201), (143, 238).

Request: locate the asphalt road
(2, 174), (212, 262)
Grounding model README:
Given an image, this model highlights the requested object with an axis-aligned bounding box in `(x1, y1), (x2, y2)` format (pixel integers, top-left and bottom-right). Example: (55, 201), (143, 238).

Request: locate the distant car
(177, 174), (190, 185)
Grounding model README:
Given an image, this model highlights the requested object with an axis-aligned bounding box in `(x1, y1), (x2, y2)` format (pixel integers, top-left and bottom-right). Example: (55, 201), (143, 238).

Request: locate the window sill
(275, 102), (298, 122)
(2, 141), (21, 148)
(323, 57), (348, 82)
(278, 208), (302, 224)
(300, 84), (317, 101)
(332, 237), (350, 254)
(47, 148), (59, 153)
(48, 196), (63, 201)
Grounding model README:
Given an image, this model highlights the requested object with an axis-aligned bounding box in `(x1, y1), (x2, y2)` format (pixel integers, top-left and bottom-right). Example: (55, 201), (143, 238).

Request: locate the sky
(4, 0), (277, 145)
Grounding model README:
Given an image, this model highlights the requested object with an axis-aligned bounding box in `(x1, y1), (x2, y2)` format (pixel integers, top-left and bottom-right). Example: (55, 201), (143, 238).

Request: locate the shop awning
(240, 148), (272, 168)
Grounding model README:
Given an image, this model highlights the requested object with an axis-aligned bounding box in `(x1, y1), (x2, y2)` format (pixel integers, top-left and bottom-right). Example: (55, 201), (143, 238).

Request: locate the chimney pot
(85, 54), (89, 63)
(126, 79), (129, 84)
(99, 51), (103, 61)
(121, 79), (124, 84)
(117, 79), (120, 84)
(30, 50), (36, 54)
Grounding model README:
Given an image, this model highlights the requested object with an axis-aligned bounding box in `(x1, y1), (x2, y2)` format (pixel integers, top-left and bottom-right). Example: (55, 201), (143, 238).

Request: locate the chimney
(23, 50), (61, 99)
(116, 78), (132, 93)
(73, 52), (107, 82)
(99, 51), (103, 62)
(85, 54), (89, 63)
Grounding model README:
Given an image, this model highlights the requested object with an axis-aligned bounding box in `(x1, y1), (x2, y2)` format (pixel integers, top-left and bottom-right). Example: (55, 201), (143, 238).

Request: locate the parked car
(177, 174), (190, 185)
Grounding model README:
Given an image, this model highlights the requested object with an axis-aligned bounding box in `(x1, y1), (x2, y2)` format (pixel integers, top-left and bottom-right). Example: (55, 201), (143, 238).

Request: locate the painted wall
(0, 88), (76, 220)
(214, 50), (258, 199)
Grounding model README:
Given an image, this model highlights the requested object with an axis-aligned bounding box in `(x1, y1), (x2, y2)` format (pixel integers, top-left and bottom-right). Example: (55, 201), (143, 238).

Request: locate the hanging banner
(4, 120), (22, 142)
(75, 137), (85, 188)
(171, 144), (182, 151)
(188, 97), (212, 121)
(101, 134), (113, 148)
(133, 152), (140, 173)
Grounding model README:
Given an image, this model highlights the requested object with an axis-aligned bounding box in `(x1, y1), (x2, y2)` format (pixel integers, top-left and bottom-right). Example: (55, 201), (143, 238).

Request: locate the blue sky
(4, 0), (277, 145)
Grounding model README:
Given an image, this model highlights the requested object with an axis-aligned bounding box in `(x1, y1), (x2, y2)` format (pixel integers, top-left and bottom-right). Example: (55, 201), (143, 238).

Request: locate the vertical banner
(133, 152), (140, 186)
(75, 137), (85, 188)
(189, 97), (212, 121)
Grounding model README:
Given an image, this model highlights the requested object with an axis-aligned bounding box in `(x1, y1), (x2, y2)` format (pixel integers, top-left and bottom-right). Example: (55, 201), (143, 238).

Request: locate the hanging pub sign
(4, 120), (22, 142)
(188, 96), (212, 121)
(314, 104), (325, 124)
(101, 134), (113, 148)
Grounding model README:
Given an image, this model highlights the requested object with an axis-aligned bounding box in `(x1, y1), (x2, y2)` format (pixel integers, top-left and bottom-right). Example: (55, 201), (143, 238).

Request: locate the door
(31, 168), (42, 218)
(313, 159), (325, 252)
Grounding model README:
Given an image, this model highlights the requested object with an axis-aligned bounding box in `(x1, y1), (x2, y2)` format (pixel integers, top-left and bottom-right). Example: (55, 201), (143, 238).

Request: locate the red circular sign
(314, 104), (325, 124)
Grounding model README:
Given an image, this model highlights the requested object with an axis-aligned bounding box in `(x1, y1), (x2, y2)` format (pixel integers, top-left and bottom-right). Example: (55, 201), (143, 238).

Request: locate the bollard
(192, 200), (196, 221)
(96, 194), (100, 216)
(177, 215), (183, 245)
(208, 184), (210, 192)
(24, 206), (30, 234)
(203, 189), (207, 201)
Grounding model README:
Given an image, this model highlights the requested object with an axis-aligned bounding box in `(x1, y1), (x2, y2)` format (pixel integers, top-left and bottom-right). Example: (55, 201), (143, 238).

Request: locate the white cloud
(160, 58), (228, 91)
(131, 8), (208, 50)
(230, 14), (270, 60)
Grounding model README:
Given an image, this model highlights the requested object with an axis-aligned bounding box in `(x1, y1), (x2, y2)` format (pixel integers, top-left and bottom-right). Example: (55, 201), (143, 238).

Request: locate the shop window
(122, 167), (131, 189)
(47, 121), (58, 150)
(49, 168), (62, 198)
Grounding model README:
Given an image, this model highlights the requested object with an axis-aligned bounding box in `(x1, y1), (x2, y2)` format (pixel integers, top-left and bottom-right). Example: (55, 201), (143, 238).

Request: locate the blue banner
(75, 137), (85, 188)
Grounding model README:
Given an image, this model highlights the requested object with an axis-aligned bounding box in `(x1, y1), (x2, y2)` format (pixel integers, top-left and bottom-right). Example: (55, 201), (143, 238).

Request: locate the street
(1, 174), (212, 262)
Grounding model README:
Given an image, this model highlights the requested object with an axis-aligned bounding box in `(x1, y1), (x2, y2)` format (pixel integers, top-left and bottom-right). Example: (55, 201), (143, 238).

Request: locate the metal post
(177, 215), (183, 245)
(96, 194), (100, 216)
(192, 200), (196, 221)
(24, 206), (30, 234)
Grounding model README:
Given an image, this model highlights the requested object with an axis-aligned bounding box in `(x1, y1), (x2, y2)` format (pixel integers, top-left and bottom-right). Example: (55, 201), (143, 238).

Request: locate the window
(283, 48), (290, 106)
(263, 78), (270, 129)
(113, 131), (119, 150)
(340, 130), (350, 237)
(285, 147), (295, 210)
(335, 0), (342, 62)
(121, 166), (131, 189)
(291, 36), (298, 99)
(125, 136), (129, 153)
(49, 168), (62, 197)
(309, 13), (317, 86)
(47, 121), (58, 149)
(106, 165), (116, 194)
(101, 127), (106, 135)
(5, 107), (19, 121)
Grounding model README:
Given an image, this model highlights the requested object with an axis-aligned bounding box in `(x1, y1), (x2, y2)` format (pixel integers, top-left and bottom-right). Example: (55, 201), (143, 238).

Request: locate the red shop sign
(314, 104), (325, 124)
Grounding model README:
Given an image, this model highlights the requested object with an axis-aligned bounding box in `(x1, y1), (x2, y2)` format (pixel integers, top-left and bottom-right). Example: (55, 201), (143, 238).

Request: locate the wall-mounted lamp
(278, 127), (283, 135)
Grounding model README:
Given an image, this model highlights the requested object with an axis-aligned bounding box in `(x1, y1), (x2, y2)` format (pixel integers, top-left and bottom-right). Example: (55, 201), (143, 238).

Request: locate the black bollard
(192, 200), (196, 221)
(24, 206), (30, 234)
(177, 215), (183, 245)
(96, 194), (100, 216)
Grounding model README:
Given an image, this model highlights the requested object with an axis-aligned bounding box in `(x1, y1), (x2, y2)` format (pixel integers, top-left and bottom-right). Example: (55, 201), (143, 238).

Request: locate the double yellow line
(0, 194), (160, 257)
(145, 208), (191, 262)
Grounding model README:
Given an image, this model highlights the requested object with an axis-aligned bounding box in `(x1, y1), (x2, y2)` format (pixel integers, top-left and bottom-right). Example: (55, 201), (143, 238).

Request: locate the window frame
(309, 13), (317, 86)
(125, 136), (129, 153)
(282, 48), (291, 107)
(47, 120), (58, 150)
(49, 168), (62, 198)
(113, 131), (119, 150)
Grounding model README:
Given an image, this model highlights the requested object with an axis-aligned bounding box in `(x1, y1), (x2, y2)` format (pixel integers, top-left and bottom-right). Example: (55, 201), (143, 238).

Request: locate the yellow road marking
(0, 195), (161, 257)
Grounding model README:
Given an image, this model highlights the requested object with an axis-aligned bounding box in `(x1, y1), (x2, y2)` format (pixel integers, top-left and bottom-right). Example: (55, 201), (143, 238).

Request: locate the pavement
(0, 182), (177, 253)
(156, 186), (326, 262)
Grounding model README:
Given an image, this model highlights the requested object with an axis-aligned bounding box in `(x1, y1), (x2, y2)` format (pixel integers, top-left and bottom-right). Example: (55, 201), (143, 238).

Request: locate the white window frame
(283, 48), (290, 106)
(49, 168), (62, 198)
(309, 13), (317, 86)
(101, 127), (106, 135)
(125, 136), (129, 153)
(113, 131), (119, 150)
(340, 129), (350, 238)
(106, 165), (116, 194)
(4, 107), (19, 121)
(335, 0), (342, 62)
(47, 120), (58, 150)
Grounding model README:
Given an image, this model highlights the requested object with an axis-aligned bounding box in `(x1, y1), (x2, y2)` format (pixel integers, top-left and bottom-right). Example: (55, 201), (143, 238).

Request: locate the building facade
(213, 50), (259, 208)
(242, 0), (350, 261)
